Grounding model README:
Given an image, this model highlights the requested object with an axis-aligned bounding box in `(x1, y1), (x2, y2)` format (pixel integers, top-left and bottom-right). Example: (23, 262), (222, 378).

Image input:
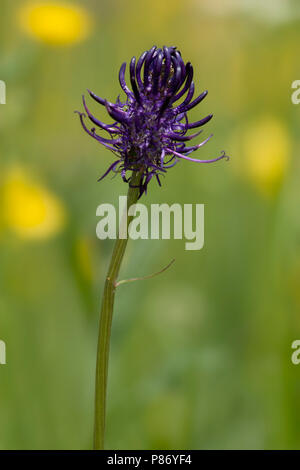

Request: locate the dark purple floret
(77, 46), (229, 197)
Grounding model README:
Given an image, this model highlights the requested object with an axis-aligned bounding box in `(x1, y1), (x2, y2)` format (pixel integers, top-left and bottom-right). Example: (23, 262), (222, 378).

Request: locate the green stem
(93, 170), (142, 450)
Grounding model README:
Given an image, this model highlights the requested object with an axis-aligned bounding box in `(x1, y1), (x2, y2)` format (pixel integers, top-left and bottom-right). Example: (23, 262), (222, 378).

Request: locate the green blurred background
(0, 0), (300, 450)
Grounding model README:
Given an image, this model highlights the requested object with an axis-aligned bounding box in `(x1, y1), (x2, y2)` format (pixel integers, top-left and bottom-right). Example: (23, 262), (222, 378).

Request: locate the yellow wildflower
(18, 2), (92, 46)
(242, 117), (290, 197)
(2, 168), (66, 240)
(74, 237), (93, 281)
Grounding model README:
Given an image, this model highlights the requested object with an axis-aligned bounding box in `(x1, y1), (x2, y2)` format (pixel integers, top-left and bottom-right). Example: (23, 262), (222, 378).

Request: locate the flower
(77, 46), (228, 196)
(74, 237), (94, 281)
(243, 117), (290, 197)
(2, 168), (66, 239)
(18, 2), (91, 46)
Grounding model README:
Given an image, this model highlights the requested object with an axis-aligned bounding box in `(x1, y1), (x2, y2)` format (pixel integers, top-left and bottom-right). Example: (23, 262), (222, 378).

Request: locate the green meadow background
(0, 0), (300, 449)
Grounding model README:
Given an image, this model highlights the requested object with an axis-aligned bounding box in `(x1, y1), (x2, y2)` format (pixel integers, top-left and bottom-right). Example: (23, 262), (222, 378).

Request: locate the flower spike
(77, 46), (229, 197)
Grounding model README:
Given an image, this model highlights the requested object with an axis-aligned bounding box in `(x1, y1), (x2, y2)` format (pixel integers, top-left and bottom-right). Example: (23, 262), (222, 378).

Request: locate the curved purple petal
(130, 56), (140, 102)
(82, 95), (118, 132)
(88, 89), (106, 106)
(136, 51), (147, 88)
(166, 148), (228, 163)
(97, 160), (121, 181)
(184, 90), (208, 112)
(119, 62), (134, 100)
(166, 130), (202, 142)
(187, 114), (213, 129)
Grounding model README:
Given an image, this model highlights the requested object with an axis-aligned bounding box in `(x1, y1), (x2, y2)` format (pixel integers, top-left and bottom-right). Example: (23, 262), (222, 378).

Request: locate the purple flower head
(77, 46), (229, 197)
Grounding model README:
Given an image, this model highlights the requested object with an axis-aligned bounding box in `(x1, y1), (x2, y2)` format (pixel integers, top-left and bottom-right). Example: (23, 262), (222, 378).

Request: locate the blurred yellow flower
(18, 2), (92, 46)
(74, 237), (93, 281)
(243, 117), (290, 197)
(2, 168), (66, 240)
